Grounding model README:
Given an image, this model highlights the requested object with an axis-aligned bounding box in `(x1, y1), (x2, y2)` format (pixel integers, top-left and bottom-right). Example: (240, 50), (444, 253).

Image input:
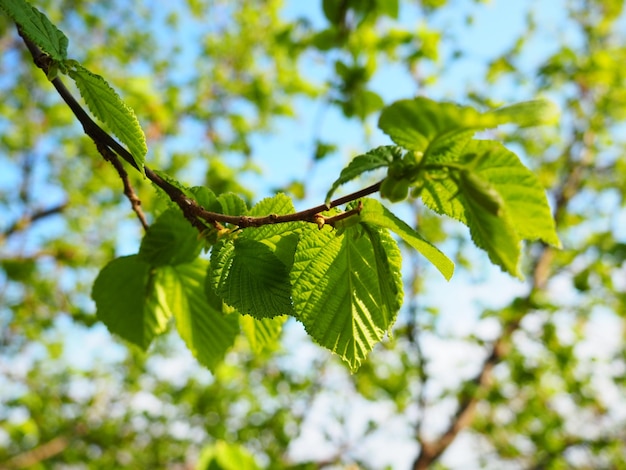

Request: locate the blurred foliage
(1, 0), (626, 469)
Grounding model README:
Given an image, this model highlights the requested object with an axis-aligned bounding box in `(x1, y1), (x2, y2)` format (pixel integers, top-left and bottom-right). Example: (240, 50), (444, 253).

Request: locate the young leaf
(489, 99), (560, 127)
(359, 198), (454, 280)
(189, 186), (221, 213)
(378, 97), (557, 155)
(217, 192), (248, 217)
(290, 223), (403, 371)
(67, 64), (147, 172)
(240, 315), (287, 354)
(378, 98), (489, 153)
(463, 141), (560, 247)
(325, 146), (402, 203)
(420, 140), (560, 277)
(138, 208), (203, 266)
(210, 238), (295, 319)
(464, 192), (522, 277)
(0, 0), (68, 61)
(92, 255), (170, 349)
(169, 260), (239, 370)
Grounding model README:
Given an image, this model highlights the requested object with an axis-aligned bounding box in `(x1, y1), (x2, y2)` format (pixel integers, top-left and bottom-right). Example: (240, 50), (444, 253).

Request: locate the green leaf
(462, 189), (522, 277)
(196, 441), (261, 470)
(290, 223), (403, 371)
(210, 238), (295, 319)
(170, 260), (239, 370)
(489, 99), (559, 127)
(67, 64), (147, 172)
(189, 186), (221, 213)
(92, 255), (170, 349)
(359, 198), (454, 280)
(326, 146), (402, 203)
(138, 208), (202, 266)
(243, 193), (303, 268)
(420, 140), (560, 276)
(376, 0), (399, 18)
(379, 97), (489, 152)
(0, 0), (68, 61)
(378, 97), (557, 155)
(217, 192), (248, 217)
(240, 315), (286, 354)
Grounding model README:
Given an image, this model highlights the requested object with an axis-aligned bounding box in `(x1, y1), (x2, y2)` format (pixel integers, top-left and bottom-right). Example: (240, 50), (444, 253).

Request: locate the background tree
(1, 1), (625, 469)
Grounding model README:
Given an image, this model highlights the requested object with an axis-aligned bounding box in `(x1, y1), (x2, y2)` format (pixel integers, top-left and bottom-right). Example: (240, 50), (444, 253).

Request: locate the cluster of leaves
(0, 0), (559, 372)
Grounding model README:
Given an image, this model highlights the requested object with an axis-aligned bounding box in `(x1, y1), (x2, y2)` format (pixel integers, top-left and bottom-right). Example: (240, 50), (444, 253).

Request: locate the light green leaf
(92, 255), (170, 349)
(290, 223), (403, 371)
(464, 141), (560, 247)
(378, 97), (489, 153)
(462, 191), (522, 277)
(0, 0), (68, 61)
(196, 441), (261, 470)
(67, 65), (147, 172)
(378, 97), (557, 155)
(420, 140), (560, 277)
(243, 193), (303, 268)
(217, 192), (248, 217)
(359, 198), (454, 280)
(210, 238), (295, 319)
(139, 208), (202, 266)
(170, 260), (239, 370)
(189, 186), (221, 213)
(325, 146), (402, 203)
(240, 315), (286, 354)
(489, 99), (560, 127)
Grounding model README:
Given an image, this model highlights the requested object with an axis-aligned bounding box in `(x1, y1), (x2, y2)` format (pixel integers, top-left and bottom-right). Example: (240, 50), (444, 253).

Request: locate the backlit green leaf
(326, 145), (402, 203)
(68, 64), (147, 172)
(170, 260), (239, 370)
(420, 140), (560, 276)
(210, 238), (295, 319)
(359, 198), (454, 280)
(92, 255), (170, 349)
(240, 315), (286, 354)
(379, 97), (557, 155)
(290, 223), (403, 371)
(139, 208), (202, 266)
(0, 0), (68, 61)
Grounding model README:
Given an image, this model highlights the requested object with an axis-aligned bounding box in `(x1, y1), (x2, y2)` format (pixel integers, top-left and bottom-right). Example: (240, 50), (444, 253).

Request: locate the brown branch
(2, 203), (67, 240)
(97, 142), (148, 231)
(18, 31), (378, 234)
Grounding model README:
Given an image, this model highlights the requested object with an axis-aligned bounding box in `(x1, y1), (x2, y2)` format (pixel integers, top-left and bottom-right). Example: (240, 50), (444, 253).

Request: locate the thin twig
(97, 143), (149, 231)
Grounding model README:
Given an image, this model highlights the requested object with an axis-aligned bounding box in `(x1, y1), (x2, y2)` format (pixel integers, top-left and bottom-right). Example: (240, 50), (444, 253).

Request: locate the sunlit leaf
(290, 223), (403, 371)
(68, 64), (147, 172)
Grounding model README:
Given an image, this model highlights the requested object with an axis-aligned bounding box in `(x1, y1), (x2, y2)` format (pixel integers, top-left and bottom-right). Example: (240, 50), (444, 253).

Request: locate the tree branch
(2, 203), (67, 240)
(18, 31), (378, 235)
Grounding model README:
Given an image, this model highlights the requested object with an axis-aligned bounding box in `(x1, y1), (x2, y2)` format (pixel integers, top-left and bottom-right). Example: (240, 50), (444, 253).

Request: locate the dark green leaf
(210, 238), (295, 319)
(138, 208), (202, 266)
(92, 255), (170, 349)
